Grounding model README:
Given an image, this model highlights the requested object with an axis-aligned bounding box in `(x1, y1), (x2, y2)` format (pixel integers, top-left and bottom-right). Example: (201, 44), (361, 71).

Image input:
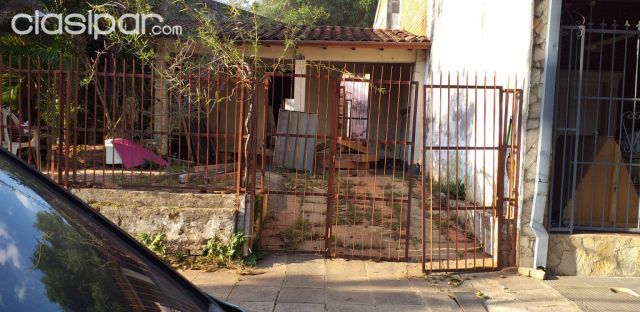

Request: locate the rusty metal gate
(254, 67), (523, 269)
(421, 74), (523, 272)
(255, 64), (421, 261)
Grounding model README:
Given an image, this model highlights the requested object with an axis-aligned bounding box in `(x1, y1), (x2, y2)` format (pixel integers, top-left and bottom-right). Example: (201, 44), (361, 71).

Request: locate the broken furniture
(1, 108), (40, 169)
(315, 85), (372, 171)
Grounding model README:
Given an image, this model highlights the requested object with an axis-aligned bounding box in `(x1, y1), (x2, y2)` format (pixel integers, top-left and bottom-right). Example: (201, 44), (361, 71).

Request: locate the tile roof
(256, 24), (428, 44)
(165, 1), (429, 48)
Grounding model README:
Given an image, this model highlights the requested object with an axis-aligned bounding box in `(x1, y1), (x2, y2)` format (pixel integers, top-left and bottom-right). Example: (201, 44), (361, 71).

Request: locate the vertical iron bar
(569, 25), (587, 233)
(633, 26), (640, 229)
(495, 75), (504, 268)
(326, 79), (339, 256)
(57, 54), (64, 185)
(406, 81), (419, 260)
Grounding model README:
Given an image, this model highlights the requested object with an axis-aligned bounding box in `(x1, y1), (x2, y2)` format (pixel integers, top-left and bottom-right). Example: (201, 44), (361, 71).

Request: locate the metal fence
(0, 55), (523, 271)
(421, 73), (523, 271)
(550, 23), (640, 233)
(0, 55), (246, 195)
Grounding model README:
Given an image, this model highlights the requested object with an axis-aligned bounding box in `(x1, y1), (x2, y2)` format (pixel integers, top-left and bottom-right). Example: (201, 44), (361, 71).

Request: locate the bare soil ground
(258, 169), (493, 265)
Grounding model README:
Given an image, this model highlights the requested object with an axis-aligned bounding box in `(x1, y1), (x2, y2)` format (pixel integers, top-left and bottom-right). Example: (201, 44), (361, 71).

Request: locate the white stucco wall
(421, 0), (534, 205)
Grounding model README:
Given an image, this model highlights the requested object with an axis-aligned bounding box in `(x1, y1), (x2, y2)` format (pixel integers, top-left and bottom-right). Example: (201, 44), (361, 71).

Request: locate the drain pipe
(529, 0), (562, 269)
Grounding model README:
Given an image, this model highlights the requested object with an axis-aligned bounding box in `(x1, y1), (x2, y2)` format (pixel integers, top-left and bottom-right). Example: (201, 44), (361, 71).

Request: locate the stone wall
(547, 233), (640, 276)
(72, 189), (239, 254)
(518, 0), (548, 269)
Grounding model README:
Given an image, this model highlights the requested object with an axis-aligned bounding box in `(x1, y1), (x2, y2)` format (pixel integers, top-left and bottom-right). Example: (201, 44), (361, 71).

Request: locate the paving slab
(371, 289), (425, 306)
(365, 277), (419, 290)
(198, 285), (234, 300)
(236, 301), (275, 312)
(326, 303), (376, 312)
(183, 253), (597, 312)
(178, 269), (201, 282)
(255, 253), (289, 271)
(326, 287), (375, 305)
(283, 274), (325, 288)
(286, 255), (326, 276)
(277, 287), (325, 304)
(365, 260), (408, 279)
(375, 304), (434, 312)
(421, 295), (463, 312)
(237, 273), (286, 287)
(451, 292), (486, 312)
(325, 275), (370, 289)
(326, 259), (367, 276)
(227, 285), (280, 303)
(192, 270), (239, 287)
(273, 303), (325, 312)
(546, 276), (640, 312)
(459, 272), (582, 312)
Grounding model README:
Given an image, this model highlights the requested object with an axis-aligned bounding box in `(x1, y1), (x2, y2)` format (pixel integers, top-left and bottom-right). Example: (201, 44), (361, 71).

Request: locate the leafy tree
(0, 0), (162, 138)
(251, 0), (377, 26)
(0, 0), (356, 186)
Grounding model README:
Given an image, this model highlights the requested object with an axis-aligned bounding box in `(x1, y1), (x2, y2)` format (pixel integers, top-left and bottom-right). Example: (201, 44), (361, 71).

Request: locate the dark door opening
(268, 75), (293, 124)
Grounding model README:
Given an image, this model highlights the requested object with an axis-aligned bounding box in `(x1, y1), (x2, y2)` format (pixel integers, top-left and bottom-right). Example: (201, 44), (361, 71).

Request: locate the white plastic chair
(1, 108), (40, 170)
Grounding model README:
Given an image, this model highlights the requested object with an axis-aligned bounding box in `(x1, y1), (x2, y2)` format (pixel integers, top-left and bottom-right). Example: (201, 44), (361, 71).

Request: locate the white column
(409, 50), (427, 165)
(292, 56), (307, 112)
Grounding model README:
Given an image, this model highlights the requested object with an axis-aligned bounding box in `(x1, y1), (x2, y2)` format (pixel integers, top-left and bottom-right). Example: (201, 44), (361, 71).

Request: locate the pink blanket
(111, 138), (168, 169)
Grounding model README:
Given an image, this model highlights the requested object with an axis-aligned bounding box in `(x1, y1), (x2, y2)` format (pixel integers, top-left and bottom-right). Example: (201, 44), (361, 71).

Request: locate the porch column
(292, 55), (306, 112)
(153, 40), (170, 155)
(409, 50), (427, 165)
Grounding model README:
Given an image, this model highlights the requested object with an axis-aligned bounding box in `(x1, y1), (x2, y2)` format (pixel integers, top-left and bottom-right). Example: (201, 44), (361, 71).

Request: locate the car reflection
(0, 151), (232, 311)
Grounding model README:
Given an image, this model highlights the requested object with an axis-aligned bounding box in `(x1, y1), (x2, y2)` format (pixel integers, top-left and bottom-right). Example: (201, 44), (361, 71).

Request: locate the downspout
(529, 0), (562, 269)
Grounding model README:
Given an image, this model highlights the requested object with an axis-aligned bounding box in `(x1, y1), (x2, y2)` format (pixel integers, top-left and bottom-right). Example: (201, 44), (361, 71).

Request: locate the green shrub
(137, 233), (167, 255)
(433, 180), (466, 201)
(202, 232), (246, 265)
(278, 217), (312, 250)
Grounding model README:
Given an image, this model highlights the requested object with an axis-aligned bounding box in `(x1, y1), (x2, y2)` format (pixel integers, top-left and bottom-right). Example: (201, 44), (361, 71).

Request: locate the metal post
(569, 25), (587, 234)
(405, 82), (419, 260)
(325, 79), (339, 256)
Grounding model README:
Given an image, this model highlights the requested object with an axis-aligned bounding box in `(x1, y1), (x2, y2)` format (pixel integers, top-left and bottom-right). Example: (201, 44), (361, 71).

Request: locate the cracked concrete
(179, 253), (587, 312)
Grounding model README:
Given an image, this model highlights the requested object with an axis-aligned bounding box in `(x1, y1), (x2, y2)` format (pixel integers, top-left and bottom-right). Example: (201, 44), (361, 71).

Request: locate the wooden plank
(315, 140), (330, 152)
(337, 137), (368, 154)
(191, 163), (235, 174)
(323, 158), (369, 170)
(315, 137), (368, 154)
(334, 153), (373, 163)
(179, 169), (235, 184)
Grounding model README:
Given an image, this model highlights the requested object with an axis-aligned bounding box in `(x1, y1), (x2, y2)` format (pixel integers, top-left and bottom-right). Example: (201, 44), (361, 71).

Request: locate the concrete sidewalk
(545, 276), (640, 312)
(179, 254), (583, 312)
